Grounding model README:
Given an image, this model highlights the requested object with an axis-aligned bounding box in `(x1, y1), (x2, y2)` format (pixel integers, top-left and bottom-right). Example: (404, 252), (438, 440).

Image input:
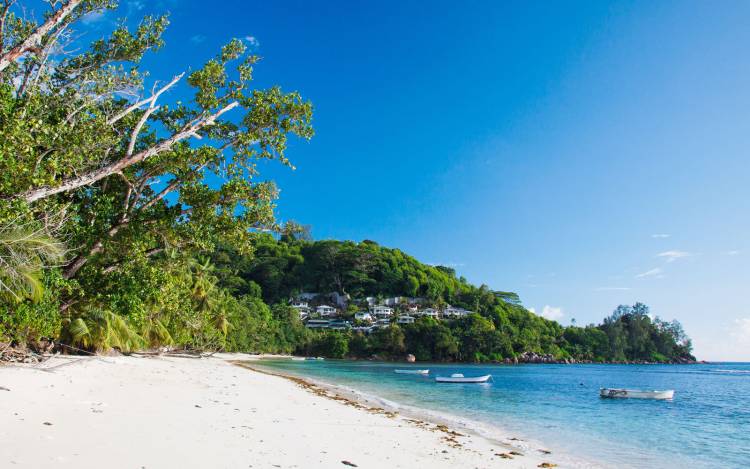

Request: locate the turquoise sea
(254, 360), (750, 468)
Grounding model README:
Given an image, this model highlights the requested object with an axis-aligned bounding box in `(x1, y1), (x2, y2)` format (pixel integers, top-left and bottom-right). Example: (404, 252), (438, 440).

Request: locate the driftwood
(0, 342), (48, 364)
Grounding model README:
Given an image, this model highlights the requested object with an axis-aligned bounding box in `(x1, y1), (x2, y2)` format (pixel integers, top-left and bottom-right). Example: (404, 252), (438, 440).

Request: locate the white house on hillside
(354, 311), (373, 322)
(383, 296), (405, 306)
(371, 305), (394, 317)
(316, 305), (337, 317)
(443, 306), (473, 318)
(290, 300), (310, 319)
(306, 319), (330, 329)
(417, 308), (439, 319)
(374, 319), (391, 328)
(397, 315), (415, 324)
(329, 291), (349, 308)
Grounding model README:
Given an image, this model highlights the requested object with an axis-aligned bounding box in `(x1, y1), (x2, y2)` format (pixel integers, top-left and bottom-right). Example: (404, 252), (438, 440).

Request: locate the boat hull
(394, 369), (429, 375)
(435, 375), (491, 383)
(600, 388), (674, 400)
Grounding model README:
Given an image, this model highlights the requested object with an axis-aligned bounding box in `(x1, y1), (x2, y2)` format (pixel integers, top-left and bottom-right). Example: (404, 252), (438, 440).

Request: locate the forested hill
(213, 235), (517, 307)
(210, 235), (696, 363)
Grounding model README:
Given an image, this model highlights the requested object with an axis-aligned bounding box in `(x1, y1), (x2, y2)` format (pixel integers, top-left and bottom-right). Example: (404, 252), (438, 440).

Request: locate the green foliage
(302, 331), (349, 359)
(61, 306), (144, 353)
(0, 271), (63, 344)
(0, 219), (65, 302)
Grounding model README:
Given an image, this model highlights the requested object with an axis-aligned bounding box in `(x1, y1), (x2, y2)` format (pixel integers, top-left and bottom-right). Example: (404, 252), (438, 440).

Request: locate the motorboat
(435, 373), (491, 383)
(599, 388), (674, 400)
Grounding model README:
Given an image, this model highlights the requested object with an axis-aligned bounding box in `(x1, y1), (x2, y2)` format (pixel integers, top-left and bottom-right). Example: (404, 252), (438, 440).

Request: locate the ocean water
(254, 360), (750, 468)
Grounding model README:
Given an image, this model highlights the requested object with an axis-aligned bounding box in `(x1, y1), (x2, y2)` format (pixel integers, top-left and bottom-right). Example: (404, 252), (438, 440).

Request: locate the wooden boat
(600, 388), (674, 400)
(394, 369), (429, 375)
(435, 373), (491, 383)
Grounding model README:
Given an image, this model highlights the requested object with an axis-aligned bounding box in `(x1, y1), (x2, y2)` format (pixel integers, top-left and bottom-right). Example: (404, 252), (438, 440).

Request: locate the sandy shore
(0, 354), (562, 468)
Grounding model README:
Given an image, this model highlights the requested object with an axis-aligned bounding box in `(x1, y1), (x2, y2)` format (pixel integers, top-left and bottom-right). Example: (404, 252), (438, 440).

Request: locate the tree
(0, 0), (312, 318)
(371, 325), (405, 357)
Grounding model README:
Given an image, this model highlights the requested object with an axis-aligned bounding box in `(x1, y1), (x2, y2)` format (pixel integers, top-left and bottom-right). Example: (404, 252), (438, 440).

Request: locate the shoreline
(240, 357), (605, 469)
(1, 353), (570, 468)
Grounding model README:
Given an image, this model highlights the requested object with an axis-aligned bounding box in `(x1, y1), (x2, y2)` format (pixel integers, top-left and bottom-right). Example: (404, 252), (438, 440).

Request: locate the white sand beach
(0, 355), (563, 469)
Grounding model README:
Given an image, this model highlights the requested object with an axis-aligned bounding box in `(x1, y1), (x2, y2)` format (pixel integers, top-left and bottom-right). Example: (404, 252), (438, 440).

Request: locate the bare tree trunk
(18, 101), (239, 203)
(0, 0), (81, 72)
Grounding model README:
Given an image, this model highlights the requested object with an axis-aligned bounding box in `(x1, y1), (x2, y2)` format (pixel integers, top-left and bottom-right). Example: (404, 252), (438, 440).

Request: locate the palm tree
(189, 256), (218, 311)
(0, 219), (65, 302)
(62, 307), (144, 353)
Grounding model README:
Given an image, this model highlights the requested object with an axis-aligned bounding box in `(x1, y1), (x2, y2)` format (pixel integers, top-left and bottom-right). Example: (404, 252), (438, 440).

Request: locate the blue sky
(86, 0), (750, 360)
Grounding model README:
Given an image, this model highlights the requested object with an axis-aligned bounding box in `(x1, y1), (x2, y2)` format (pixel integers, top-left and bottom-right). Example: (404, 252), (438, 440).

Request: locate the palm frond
(0, 219), (67, 303)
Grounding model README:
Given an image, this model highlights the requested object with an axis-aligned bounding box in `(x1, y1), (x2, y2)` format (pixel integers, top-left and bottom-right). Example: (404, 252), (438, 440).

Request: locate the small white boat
(600, 388), (675, 400)
(305, 357), (325, 361)
(435, 373), (492, 383)
(394, 369), (430, 375)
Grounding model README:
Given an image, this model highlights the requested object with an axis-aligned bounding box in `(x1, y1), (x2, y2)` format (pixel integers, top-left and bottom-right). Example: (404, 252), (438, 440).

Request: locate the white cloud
(595, 286), (631, 291)
(244, 36), (260, 49)
(540, 305), (564, 321)
(657, 250), (693, 262)
(190, 34), (207, 44)
(725, 250), (741, 256)
(635, 267), (663, 279)
(651, 234), (671, 239)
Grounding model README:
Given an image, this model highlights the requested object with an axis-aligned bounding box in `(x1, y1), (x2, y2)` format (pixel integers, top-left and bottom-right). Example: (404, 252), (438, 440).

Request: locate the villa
(290, 300), (311, 319)
(374, 318), (391, 328)
(397, 315), (415, 324)
(383, 296), (405, 306)
(443, 306), (473, 318)
(305, 319), (331, 329)
(316, 305), (337, 317)
(371, 305), (394, 317)
(417, 308), (439, 319)
(354, 311), (373, 322)
(328, 319), (351, 331)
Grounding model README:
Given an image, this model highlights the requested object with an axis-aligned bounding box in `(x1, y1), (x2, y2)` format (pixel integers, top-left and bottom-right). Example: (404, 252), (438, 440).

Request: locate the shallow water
(255, 360), (750, 468)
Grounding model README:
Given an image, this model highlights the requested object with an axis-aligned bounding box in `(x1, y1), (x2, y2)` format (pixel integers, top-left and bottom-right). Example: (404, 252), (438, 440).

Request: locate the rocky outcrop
(498, 351), (698, 365)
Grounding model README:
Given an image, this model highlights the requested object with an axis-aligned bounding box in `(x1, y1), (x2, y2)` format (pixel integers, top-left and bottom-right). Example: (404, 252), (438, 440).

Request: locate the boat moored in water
(435, 373), (492, 383)
(394, 369), (430, 375)
(600, 388), (675, 400)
